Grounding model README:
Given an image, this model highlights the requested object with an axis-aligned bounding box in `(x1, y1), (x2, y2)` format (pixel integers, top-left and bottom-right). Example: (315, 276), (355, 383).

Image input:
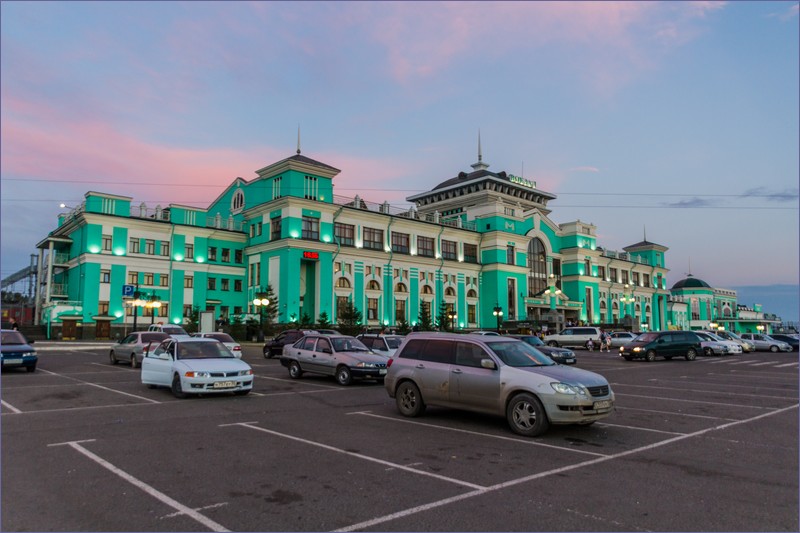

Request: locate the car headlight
(355, 362), (377, 368)
(550, 382), (588, 396)
(239, 369), (254, 376)
(632, 347), (642, 352)
(184, 371), (210, 378)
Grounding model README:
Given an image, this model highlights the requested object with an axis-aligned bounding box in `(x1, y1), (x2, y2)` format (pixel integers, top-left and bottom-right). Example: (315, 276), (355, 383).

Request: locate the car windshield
(206, 333), (235, 343)
(177, 341), (234, 359)
(487, 340), (554, 367)
(385, 337), (403, 349)
(331, 337), (370, 352)
(635, 333), (660, 342)
(163, 326), (188, 335)
(1, 331), (27, 345)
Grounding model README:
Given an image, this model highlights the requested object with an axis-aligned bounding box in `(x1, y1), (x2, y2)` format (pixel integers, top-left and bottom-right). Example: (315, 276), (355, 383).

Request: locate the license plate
(379, 369), (387, 375)
(3, 359), (22, 365)
(565, 358), (575, 364)
(212, 381), (236, 389)
(593, 400), (612, 410)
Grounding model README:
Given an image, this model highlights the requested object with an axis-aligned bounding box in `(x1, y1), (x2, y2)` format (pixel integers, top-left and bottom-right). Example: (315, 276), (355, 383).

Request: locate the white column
(34, 247), (45, 326)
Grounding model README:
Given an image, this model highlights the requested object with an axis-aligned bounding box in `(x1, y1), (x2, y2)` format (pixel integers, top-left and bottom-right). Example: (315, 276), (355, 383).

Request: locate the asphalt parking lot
(2, 343), (798, 532)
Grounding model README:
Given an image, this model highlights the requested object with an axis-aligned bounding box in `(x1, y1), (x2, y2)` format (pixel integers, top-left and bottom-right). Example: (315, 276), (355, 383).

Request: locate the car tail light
(233, 346), (241, 351)
(386, 358), (393, 367)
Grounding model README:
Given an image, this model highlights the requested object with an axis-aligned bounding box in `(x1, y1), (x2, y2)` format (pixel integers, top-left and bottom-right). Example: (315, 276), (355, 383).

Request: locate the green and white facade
(33, 147), (777, 339)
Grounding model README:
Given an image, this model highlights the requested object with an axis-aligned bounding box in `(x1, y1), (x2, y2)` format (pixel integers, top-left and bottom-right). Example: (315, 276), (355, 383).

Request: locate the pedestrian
(586, 338), (594, 352)
(9, 317), (19, 330)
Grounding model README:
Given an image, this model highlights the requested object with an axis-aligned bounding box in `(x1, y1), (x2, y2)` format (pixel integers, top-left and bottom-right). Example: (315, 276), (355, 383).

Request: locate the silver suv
(384, 333), (614, 437)
(543, 327), (602, 349)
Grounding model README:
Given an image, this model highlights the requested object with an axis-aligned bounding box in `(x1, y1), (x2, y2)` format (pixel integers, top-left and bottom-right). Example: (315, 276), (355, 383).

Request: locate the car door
(408, 339), (455, 405)
(290, 336), (318, 373)
(141, 339), (174, 386)
(450, 340), (501, 411)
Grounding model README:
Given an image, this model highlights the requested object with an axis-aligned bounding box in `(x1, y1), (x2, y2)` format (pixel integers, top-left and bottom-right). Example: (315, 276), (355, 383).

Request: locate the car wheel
(171, 375), (187, 399)
(130, 354), (139, 369)
(686, 348), (697, 361)
(109, 351), (118, 365)
(703, 347), (712, 357)
(234, 389), (250, 396)
(645, 350), (656, 362)
(395, 381), (426, 417)
(547, 341), (559, 347)
(506, 393), (549, 437)
(263, 347), (269, 358)
(26, 364), (36, 373)
(336, 365), (352, 386)
(770, 345), (779, 353)
(288, 361), (303, 379)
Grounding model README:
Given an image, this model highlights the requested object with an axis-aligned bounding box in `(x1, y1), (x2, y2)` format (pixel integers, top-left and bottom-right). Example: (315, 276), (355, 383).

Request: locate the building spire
(471, 129), (489, 171)
(296, 125), (301, 155)
(643, 225), (647, 242)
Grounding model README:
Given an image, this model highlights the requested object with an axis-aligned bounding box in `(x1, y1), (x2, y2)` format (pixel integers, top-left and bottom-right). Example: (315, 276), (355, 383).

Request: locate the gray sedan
(739, 334), (793, 352)
(280, 334), (390, 385)
(110, 331), (169, 368)
(608, 331), (637, 347)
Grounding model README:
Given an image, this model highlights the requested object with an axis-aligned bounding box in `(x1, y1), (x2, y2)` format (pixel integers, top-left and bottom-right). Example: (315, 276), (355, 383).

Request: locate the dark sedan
(1, 330), (38, 372)
(508, 334), (577, 364)
(770, 334), (799, 352)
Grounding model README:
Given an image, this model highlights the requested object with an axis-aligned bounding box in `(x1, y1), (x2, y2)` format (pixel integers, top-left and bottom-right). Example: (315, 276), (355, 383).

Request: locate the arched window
(467, 289), (477, 298)
(445, 287), (455, 296)
(422, 285), (433, 294)
(231, 189), (245, 211)
(336, 277), (351, 288)
(367, 280), (381, 290)
(395, 283), (407, 293)
(527, 237), (547, 296)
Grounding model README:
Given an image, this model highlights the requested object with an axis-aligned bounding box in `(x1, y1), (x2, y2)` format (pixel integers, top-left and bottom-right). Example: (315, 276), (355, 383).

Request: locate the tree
(436, 300), (449, 331)
(262, 285), (279, 334)
(185, 305), (201, 333)
(417, 302), (435, 331)
(317, 311), (332, 329)
(229, 314), (245, 341)
(337, 300), (363, 336)
(395, 316), (411, 335)
(299, 312), (313, 327)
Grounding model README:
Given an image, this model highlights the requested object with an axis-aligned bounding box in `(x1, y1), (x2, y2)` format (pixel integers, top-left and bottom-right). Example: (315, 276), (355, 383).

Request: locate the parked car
(384, 332), (613, 437)
(618, 331), (702, 362)
(263, 329), (317, 358)
(110, 331), (170, 367)
(507, 334), (576, 365)
(769, 334), (799, 352)
(543, 327), (602, 349)
(695, 331), (741, 356)
(146, 324), (190, 337)
(356, 334), (405, 357)
(192, 332), (242, 358)
(141, 337), (253, 398)
(0, 329), (38, 372)
(712, 330), (755, 352)
(470, 331), (501, 336)
(608, 331), (637, 347)
(739, 334), (793, 352)
(281, 334), (390, 385)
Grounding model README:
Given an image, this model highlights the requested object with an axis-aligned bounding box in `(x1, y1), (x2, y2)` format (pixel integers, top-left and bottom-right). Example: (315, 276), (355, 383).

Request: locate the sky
(2, 1), (798, 322)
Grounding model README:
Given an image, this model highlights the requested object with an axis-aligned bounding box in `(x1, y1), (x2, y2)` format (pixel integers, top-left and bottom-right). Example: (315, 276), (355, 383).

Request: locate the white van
(543, 327), (602, 349)
(147, 324), (190, 337)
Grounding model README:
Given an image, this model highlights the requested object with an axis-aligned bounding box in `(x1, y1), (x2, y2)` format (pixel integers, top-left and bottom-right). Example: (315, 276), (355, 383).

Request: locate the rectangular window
(621, 270), (629, 284)
(464, 243), (478, 264)
(222, 248), (230, 262)
(102, 235), (112, 251)
(144, 273), (154, 286)
(334, 262), (341, 274)
(304, 175), (318, 200)
(632, 272), (640, 286)
(208, 277), (216, 290)
(183, 304), (193, 318)
(418, 236), (434, 257)
(185, 244), (194, 260)
(468, 304), (476, 323)
(584, 259), (592, 276)
(507, 245), (515, 265)
(391, 232), (410, 254)
(160, 275), (169, 287)
(208, 247), (217, 261)
(128, 271), (138, 284)
(145, 240), (155, 255)
(345, 263), (351, 274)
(98, 301), (109, 315)
(271, 217), (282, 240)
(184, 275), (193, 288)
(643, 274), (651, 287)
(302, 216), (320, 240)
(366, 266), (372, 275)
(235, 249), (243, 264)
(367, 298), (379, 320)
(335, 223), (354, 247)
(441, 240), (457, 260)
(221, 278), (230, 291)
(609, 268), (618, 283)
(234, 306), (243, 315)
(129, 238), (140, 253)
(598, 266), (606, 281)
(234, 280), (242, 292)
(336, 296), (349, 320)
(160, 241), (169, 256)
(363, 227), (384, 250)
(395, 299), (406, 321)
(375, 266), (381, 277)
(101, 270), (110, 283)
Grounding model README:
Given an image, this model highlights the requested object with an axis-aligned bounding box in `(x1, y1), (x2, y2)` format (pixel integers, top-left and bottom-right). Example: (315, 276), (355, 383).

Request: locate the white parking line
(333, 403), (799, 532)
(776, 362), (800, 368)
(1, 402), (164, 416)
(32, 368), (160, 404)
(349, 411), (607, 457)
(1, 400), (22, 414)
(614, 406), (737, 421)
(48, 439), (230, 532)
(611, 383), (795, 401)
(748, 361), (781, 366)
(220, 421), (486, 490)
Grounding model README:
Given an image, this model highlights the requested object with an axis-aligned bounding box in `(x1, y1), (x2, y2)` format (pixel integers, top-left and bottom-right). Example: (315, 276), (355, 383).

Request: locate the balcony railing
(333, 194), (477, 231)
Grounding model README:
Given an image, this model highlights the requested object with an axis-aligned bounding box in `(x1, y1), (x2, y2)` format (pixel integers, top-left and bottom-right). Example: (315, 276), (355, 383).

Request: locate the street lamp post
(492, 304), (503, 333)
(252, 293), (270, 342)
(756, 324), (764, 337)
(447, 311), (457, 332)
(131, 286), (144, 332)
(147, 292), (162, 325)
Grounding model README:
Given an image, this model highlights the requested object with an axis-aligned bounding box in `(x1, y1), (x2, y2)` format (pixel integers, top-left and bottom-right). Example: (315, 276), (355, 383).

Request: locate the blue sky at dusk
(2, 1), (798, 321)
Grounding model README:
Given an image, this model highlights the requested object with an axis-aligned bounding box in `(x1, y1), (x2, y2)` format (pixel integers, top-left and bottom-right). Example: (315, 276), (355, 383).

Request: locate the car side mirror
(480, 358), (497, 370)
(159, 352), (171, 360)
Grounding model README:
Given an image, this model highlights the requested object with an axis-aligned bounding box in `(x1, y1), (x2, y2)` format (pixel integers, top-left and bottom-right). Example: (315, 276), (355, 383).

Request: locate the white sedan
(141, 337), (254, 398)
(192, 332), (243, 358)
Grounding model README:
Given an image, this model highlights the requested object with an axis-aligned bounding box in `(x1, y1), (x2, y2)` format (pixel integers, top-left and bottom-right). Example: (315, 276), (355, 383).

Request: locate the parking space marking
(748, 361), (782, 366)
(638, 378), (798, 392)
(334, 403), (799, 532)
(1, 400), (22, 414)
(615, 406), (737, 421)
(618, 393), (779, 409)
(48, 439), (230, 532)
(221, 421), (486, 490)
(1, 402), (163, 416)
(595, 422), (685, 435)
(349, 411), (607, 457)
(611, 383), (795, 401)
(727, 359), (761, 365)
(33, 369), (161, 404)
(163, 502), (229, 519)
(776, 362), (800, 368)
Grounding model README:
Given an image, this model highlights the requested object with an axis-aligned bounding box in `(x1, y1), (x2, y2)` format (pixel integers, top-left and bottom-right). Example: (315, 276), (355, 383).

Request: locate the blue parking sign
(122, 284), (135, 297)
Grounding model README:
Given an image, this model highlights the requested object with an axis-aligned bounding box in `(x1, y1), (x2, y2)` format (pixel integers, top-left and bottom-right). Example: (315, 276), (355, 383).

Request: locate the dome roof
(671, 276), (711, 290)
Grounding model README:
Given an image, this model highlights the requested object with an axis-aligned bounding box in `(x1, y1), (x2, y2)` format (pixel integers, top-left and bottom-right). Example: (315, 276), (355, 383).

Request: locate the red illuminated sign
(303, 251), (319, 260)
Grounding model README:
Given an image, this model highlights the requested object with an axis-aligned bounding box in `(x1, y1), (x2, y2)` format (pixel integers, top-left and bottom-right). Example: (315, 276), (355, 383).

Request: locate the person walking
(9, 317), (19, 330)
